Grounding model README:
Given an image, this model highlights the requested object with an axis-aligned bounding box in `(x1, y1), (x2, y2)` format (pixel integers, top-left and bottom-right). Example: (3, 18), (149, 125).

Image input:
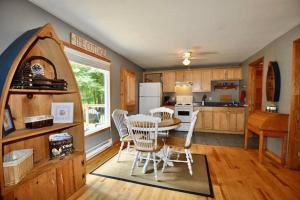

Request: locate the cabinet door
(236, 112), (245, 132)
(192, 70), (202, 92)
(213, 112), (229, 130)
(184, 71), (193, 82)
(176, 71), (184, 82)
(73, 154), (86, 190)
(195, 111), (203, 130)
(228, 112), (237, 131)
(200, 69), (212, 92)
(163, 71), (176, 92)
(226, 68), (242, 80)
(212, 68), (226, 80)
(56, 159), (76, 200)
(14, 169), (57, 200)
(203, 111), (213, 129)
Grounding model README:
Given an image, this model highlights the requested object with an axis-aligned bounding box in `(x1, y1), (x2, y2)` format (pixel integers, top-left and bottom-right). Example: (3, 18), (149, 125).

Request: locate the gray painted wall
(0, 0), (144, 151)
(241, 23), (300, 156)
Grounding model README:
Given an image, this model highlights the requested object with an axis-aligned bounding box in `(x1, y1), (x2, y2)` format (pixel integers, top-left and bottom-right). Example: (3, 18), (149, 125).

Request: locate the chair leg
(188, 149), (193, 163)
(117, 141), (124, 162)
(130, 151), (140, 176)
(185, 149), (193, 176)
(162, 147), (170, 173)
(152, 152), (158, 181)
(127, 141), (130, 151)
(142, 152), (151, 174)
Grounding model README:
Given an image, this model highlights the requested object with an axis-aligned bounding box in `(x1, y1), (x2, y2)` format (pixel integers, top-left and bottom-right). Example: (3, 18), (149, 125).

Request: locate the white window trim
(64, 46), (111, 136)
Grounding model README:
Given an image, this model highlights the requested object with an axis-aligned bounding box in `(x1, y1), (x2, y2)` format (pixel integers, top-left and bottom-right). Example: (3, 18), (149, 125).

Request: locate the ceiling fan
(169, 48), (218, 66)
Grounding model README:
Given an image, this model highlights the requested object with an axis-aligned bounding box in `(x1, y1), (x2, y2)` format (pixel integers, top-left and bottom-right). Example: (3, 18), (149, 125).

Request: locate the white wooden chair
(126, 114), (162, 181)
(149, 107), (174, 136)
(162, 110), (199, 176)
(112, 109), (133, 162)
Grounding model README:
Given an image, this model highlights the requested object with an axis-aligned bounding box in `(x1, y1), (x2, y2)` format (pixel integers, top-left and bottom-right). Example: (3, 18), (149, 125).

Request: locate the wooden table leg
(281, 135), (287, 165)
(244, 128), (249, 149)
(258, 133), (265, 163)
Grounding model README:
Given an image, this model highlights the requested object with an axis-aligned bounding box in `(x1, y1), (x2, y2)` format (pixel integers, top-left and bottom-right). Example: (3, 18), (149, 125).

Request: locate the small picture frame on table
(2, 105), (15, 137)
(51, 102), (74, 123)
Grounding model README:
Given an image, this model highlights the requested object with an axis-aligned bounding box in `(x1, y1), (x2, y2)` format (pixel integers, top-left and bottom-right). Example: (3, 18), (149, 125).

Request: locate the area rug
(90, 150), (214, 197)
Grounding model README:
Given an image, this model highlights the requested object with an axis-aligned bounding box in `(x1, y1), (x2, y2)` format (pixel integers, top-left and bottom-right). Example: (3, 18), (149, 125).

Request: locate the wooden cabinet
(0, 24), (85, 200)
(192, 69), (212, 92)
(163, 71), (176, 92)
(176, 71), (192, 82)
(194, 107), (245, 134)
(73, 154), (86, 190)
(213, 109), (229, 131)
(14, 169), (58, 200)
(195, 107), (213, 131)
(212, 67), (242, 81)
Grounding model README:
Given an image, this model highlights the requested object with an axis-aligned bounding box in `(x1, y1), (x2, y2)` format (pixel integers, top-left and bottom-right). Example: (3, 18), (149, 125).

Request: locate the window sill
(84, 123), (110, 137)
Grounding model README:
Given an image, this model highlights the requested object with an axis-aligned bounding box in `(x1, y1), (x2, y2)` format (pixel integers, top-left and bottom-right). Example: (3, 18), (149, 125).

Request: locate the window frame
(64, 43), (111, 136)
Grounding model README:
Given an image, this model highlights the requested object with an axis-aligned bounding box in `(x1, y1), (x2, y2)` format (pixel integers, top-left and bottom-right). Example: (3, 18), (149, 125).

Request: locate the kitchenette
(142, 66), (246, 134)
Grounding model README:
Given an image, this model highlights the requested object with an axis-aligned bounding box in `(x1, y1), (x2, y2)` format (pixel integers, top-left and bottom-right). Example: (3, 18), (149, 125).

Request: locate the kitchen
(141, 67), (246, 135)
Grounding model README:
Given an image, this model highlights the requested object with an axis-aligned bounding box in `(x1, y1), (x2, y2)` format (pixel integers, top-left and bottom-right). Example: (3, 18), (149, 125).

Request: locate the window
(64, 46), (110, 135)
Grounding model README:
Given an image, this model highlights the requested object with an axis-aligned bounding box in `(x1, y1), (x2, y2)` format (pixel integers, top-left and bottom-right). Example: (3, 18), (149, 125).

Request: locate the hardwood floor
(73, 142), (300, 200)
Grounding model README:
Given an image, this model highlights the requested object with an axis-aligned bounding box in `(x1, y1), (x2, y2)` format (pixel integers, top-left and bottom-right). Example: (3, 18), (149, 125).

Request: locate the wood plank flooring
(73, 142), (300, 200)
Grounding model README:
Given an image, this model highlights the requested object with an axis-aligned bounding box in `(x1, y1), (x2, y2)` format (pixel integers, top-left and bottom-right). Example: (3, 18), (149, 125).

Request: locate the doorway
(248, 57), (264, 113)
(287, 38), (300, 169)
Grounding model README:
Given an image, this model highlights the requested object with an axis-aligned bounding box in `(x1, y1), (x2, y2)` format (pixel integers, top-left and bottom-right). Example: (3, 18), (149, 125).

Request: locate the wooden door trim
(248, 57), (264, 113)
(287, 38), (300, 169)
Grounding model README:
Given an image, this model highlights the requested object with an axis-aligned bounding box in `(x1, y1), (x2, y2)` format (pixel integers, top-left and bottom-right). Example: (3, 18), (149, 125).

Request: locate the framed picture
(51, 102), (74, 123)
(2, 105), (15, 136)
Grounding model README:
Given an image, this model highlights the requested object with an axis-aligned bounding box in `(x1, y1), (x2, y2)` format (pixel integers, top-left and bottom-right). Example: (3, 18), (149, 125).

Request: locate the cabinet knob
(82, 174), (85, 179)
(81, 160), (85, 166)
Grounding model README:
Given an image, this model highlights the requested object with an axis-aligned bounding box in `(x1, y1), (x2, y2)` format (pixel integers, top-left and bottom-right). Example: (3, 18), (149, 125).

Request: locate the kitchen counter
(193, 102), (247, 108)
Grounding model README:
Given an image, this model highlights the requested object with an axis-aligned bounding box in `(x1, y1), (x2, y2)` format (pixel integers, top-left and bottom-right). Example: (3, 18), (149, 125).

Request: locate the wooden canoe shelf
(2, 123), (80, 144)
(9, 89), (78, 94)
(3, 151), (84, 195)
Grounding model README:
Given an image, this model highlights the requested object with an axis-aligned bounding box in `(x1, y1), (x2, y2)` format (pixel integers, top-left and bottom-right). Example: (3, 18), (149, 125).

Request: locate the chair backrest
(149, 107), (174, 120)
(185, 110), (199, 148)
(126, 114), (161, 151)
(112, 109), (129, 138)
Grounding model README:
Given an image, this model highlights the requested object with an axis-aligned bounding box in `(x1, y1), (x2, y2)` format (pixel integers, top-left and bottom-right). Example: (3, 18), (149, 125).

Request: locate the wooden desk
(244, 111), (289, 165)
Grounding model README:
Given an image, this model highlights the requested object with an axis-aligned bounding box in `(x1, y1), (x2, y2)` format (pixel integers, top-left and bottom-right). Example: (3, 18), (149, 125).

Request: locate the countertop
(162, 102), (247, 108)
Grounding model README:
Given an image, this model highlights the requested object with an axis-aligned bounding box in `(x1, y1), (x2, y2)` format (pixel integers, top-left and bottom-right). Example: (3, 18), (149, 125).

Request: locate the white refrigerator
(139, 82), (162, 114)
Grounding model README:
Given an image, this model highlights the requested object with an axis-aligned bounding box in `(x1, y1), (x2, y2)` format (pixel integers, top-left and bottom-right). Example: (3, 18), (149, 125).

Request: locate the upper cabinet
(192, 69), (212, 92)
(163, 71), (176, 92)
(212, 67), (242, 81)
(175, 71), (192, 82)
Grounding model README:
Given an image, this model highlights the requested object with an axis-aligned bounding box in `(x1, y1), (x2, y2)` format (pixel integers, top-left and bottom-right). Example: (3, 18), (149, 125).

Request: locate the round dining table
(157, 117), (181, 132)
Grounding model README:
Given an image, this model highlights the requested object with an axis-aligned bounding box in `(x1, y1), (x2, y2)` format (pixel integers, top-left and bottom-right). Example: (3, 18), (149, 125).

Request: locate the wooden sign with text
(70, 32), (107, 58)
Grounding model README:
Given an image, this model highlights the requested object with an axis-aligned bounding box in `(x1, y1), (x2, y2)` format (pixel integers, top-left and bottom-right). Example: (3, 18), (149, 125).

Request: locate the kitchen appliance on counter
(175, 96), (193, 131)
(139, 82), (162, 114)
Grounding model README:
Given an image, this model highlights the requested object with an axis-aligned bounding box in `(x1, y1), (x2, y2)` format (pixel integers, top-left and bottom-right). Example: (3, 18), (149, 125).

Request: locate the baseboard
(86, 138), (113, 160)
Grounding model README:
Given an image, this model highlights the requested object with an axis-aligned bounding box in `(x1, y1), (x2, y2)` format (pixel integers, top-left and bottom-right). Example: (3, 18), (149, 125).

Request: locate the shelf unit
(0, 24), (85, 200)
(2, 123), (80, 144)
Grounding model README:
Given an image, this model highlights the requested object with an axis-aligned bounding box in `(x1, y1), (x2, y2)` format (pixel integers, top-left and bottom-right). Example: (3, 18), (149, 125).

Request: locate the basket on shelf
(3, 149), (33, 186)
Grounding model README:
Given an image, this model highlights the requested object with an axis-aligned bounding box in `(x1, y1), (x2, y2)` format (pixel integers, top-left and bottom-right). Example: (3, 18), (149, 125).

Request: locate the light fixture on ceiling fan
(182, 52), (191, 66)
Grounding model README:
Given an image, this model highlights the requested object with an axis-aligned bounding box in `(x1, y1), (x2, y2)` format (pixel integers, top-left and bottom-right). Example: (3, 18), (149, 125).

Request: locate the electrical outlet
(208, 97), (212, 101)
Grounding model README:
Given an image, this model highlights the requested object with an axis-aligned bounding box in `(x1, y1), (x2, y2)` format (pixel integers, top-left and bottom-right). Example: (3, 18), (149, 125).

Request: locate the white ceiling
(30, 0), (300, 69)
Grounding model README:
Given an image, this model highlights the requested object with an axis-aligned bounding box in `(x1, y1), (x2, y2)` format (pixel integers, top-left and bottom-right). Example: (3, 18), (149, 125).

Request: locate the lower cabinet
(195, 107), (245, 134)
(12, 154), (85, 200)
(14, 169), (58, 200)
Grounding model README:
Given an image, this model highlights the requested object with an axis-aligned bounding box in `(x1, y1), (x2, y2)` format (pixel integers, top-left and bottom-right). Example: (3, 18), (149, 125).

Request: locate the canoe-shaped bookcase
(0, 24), (85, 199)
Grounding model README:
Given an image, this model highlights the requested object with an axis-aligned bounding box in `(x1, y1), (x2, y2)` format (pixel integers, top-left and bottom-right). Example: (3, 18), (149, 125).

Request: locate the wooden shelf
(9, 89), (77, 94)
(2, 123), (80, 144)
(3, 151), (84, 195)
